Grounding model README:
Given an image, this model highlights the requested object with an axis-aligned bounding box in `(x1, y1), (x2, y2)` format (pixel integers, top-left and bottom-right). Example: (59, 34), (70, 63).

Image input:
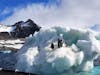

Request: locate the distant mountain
(0, 19), (41, 39)
(12, 19), (41, 38)
(90, 25), (100, 32)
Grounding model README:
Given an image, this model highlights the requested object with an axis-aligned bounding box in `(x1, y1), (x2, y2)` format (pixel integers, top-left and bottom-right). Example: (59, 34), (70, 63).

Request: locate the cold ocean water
(75, 66), (100, 75)
(38, 66), (100, 75)
(92, 66), (100, 75)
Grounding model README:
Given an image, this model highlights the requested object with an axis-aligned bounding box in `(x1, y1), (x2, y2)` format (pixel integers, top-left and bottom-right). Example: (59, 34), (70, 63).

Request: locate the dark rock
(0, 32), (12, 40)
(12, 19), (41, 38)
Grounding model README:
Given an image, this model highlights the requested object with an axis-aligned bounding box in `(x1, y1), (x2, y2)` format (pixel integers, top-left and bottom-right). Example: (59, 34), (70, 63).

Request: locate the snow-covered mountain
(0, 19), (41, 51)
(90, 25), (100, 32)
(0, 19), (41, 39)
(0, 25), (15, 33)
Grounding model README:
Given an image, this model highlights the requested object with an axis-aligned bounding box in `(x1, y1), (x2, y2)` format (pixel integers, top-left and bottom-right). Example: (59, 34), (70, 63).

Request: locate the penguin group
(50, 34), (66, 49)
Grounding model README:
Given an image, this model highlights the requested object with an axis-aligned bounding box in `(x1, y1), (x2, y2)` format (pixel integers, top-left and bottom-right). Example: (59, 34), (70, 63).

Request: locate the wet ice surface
(0, 51), (100, 75)
(0, 50), (16, 71)
(16, 27), (100, 75)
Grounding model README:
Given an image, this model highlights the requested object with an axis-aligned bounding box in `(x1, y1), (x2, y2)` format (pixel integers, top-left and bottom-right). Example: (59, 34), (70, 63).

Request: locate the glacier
(15, 27), (100, 75)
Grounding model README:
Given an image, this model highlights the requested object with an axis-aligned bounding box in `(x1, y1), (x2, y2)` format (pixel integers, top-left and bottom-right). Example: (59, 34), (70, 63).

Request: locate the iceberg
(0, 50), (16, 71)
(15, 27), (100, 75)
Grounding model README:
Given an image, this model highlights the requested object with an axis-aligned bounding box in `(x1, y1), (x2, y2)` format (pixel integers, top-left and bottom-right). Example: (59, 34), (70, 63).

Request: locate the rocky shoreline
(0, 69), (36, 75)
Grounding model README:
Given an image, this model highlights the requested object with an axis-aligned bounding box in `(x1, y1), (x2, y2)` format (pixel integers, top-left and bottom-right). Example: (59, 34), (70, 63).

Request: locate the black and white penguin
(51, 43), (54, 49)
(58, 34), (66, 48)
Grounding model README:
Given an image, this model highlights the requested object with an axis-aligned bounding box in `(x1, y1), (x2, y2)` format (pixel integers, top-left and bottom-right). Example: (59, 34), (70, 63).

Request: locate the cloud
(1, 0), (100, 28)
(0, 8), (11, 16)
(0, 8), (13, 19)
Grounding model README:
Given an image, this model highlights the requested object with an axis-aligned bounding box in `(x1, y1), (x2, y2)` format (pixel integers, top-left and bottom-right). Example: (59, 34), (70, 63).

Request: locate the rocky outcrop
(0, 19), (41, 39)
(0, 32), (12, 40)
(0, 19), (41, 51)
(11, 19), (41, 38)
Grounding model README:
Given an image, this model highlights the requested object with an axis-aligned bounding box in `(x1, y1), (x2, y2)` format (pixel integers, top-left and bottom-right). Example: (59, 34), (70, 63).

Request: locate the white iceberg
(16, 27), (100, 75)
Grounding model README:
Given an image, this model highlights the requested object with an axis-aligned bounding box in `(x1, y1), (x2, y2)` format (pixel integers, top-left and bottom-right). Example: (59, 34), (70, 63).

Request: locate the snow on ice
(15, 27), (100, 75)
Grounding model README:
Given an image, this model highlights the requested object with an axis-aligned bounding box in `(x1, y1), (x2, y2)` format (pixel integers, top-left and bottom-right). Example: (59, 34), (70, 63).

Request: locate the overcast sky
(0, 0), (100, 28)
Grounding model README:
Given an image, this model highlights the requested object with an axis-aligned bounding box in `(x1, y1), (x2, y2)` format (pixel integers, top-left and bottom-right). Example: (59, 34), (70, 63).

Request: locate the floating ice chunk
(16, 47), (39, 73)
(51, 47), (76, 72)
(15, 27), (100, 75)
(0, 50), (12, 54)
(71, 44), (79, 52)
(77, 40), (91, 51)
(75, 51), (84, 66)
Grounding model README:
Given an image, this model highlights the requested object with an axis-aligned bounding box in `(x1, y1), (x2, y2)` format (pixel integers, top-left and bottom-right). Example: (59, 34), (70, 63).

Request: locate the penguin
(58, 34), (64, 48)
(51, 43), (54, 49)
(58, 38), (63, 48)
